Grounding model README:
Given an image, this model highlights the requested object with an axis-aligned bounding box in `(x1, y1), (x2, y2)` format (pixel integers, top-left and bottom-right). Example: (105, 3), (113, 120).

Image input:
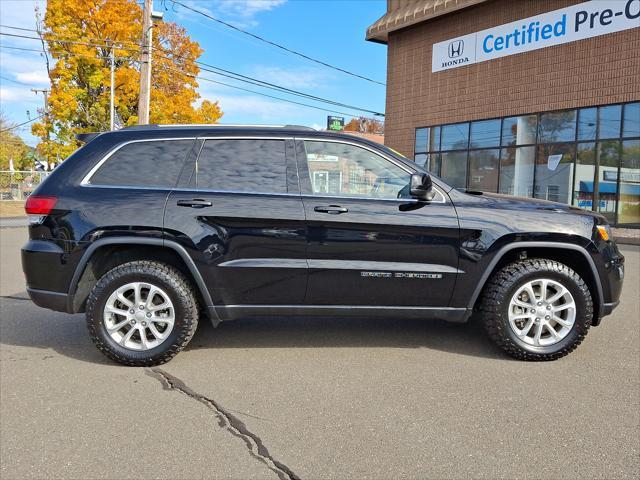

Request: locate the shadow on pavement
(0, 294), (508, 365)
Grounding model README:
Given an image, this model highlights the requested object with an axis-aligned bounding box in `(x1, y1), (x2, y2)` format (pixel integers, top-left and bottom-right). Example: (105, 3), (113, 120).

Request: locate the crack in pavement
(146, 368), (300, 480)
(0, 295), (30, 301)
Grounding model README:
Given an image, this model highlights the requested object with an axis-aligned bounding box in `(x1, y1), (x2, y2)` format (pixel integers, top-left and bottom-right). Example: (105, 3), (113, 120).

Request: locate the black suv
(22, 125), (624, 365)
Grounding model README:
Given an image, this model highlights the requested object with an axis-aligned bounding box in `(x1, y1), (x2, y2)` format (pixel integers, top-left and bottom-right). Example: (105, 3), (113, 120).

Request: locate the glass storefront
(414, 102), (640, 227)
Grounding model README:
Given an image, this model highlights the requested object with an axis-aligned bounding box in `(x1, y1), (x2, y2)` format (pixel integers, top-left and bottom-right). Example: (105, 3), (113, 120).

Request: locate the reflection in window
(415, 128), (428, 153)
(470, 119), (501, 148)
(415, 127), (441, 153)
(623, 103), (640, 138)
(617, 139), (640, 225)
(416, 153), (441, 176)
(197, 139), (287, 193)
(90, 140), (193, 188)
(501, 115), (537, 146)
(538, 110), (576, 143)
(574, 143), (596, 209)
(534, 143), (575, 203)
(441, 123), (469, 151)
(596, 141), (620, 223)
(468, 149), (499, 192)
(577, 108), (597, 141)
(426, 153), (441, 177)
(304, 141), (409, 199)
(414, 153), (427, 168)
(499, 146), (535, 197)
(598, 105), (622, 140)
(440, 151), (468, 188)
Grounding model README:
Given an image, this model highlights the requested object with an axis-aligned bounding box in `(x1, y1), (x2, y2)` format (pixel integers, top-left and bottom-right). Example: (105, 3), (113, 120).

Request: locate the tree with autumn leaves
(32, 0), (222, 164)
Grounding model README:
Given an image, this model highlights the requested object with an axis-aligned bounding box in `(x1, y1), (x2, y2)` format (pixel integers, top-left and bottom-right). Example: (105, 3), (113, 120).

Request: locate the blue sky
(0, 0), (387, 146)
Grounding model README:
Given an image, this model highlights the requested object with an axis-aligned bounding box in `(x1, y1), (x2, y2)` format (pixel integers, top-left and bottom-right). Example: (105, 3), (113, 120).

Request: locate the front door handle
(177, 199), (212, 208)
(314, 205), (348, 214)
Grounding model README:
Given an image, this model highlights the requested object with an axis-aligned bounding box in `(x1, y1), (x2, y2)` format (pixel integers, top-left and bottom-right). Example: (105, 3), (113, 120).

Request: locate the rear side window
(196, 139), (288, 193)
(89, 140), (194, 188)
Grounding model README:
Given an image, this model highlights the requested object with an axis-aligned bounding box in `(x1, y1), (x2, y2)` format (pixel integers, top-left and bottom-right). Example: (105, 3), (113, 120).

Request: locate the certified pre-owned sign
(432, 0), (640, 72)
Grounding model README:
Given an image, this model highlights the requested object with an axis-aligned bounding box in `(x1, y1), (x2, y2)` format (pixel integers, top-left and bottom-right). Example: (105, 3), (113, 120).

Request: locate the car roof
(93, 124), (386, 147)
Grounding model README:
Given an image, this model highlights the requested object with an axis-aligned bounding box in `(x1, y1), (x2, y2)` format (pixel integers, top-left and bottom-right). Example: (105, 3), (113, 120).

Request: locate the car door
(164, 136), (308, 311)
(297, 138), (460, 307)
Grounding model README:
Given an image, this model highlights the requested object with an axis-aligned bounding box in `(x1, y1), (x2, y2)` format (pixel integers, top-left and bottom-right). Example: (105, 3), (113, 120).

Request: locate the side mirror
(410, 173), (435, 201)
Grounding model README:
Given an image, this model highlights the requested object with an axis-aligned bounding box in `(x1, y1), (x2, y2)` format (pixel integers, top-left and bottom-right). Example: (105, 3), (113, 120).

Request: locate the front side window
(304, 141), (410, 199)
(89, 140), (193, 188)
(196, 139), (287, 193)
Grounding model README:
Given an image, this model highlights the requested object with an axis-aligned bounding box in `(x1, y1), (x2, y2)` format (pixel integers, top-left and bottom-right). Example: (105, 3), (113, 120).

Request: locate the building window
(440, 123), (469, 151)
(468, 149), (499, 192)
(502, 115), (537, 146)
(413, 101), (640, 226)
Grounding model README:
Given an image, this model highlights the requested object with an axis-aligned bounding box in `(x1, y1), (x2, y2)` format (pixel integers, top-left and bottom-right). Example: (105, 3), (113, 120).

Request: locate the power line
(2, 29), (385, 118)
(161, 64), (364, 118)
(167, 0), (386, 86)
(0, 45), (44, 53)
(2, 29), (384, 116)
(0, 31), (140, 53)
(0, 111), (46, 134)
(0, 74), (31, 85)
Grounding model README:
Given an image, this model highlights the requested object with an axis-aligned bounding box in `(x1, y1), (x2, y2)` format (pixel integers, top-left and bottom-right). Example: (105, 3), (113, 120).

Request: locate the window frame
(81, 137), (196, 188)
(297, 137), (446, 203)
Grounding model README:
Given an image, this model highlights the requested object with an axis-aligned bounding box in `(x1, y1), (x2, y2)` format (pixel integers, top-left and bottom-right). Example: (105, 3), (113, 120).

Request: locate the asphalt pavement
(1, 227), (638, 479)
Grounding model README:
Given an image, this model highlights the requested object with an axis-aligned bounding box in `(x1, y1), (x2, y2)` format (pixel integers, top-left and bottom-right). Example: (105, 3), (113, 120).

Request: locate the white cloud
(14, 71), (49, 85)
(217, 0), (286, 18)
(251, 65), (329, 89)
(0, 85), (40, 103)
(179, 0), (286, 29)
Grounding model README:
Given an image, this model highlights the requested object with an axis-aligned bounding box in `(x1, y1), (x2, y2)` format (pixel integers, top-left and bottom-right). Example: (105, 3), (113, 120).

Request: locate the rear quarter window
(88, 139), (194, 188)
(196, 139), (288, 193)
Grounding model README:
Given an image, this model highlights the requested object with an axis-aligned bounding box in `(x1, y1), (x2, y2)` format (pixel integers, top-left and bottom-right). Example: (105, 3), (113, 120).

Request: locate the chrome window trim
(80, 137), (197, 186)
(171, 188), (301, 197)
(300, 188), (446, 204)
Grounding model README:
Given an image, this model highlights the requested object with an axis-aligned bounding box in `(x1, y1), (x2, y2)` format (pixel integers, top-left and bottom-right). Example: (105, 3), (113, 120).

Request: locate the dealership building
(367, 0), (640, 226)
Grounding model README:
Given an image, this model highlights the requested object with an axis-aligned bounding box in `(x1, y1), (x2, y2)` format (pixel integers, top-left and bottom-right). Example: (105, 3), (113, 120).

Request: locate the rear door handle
(177, 199), (212, 208)
(314, 205), (348, 214)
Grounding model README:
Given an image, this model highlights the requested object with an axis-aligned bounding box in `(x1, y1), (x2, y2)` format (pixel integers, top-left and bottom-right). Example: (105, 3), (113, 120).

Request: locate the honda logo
(448, 40), (464, 58)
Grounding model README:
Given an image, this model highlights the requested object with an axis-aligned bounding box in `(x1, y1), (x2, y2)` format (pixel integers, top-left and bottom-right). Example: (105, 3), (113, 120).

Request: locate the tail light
(25, 196), (58, 215)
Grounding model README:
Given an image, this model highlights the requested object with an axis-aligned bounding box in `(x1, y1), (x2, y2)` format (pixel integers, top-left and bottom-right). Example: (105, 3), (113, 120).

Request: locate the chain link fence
(0, 171), (50, 201)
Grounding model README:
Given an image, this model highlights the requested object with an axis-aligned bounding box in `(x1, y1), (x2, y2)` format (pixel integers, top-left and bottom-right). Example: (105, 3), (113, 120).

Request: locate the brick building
(367, 0), (640, 226)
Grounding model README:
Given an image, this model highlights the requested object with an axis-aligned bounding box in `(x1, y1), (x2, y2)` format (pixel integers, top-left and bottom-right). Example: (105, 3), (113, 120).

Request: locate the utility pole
(110, 45), (115, 130)
(138, 0), (153, 124)
(32, 88), (51, 170)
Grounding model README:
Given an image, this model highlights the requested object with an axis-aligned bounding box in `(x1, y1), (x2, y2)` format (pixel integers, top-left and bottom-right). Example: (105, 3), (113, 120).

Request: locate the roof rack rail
(120, 123), (317, 131)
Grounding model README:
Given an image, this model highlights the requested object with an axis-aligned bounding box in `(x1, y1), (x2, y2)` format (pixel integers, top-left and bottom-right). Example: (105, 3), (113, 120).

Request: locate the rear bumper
(22, 239), (74, 313)
(26, 288), (69, 312)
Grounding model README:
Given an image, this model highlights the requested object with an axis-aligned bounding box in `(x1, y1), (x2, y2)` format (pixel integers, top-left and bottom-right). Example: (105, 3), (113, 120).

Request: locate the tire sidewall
(87, 269), (190, 363)
(500, 268), (590, 355)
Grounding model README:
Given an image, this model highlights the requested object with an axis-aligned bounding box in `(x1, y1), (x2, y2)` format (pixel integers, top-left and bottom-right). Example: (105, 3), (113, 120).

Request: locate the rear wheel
(86, 261), (198, 366)
(480, 258), (593, 361)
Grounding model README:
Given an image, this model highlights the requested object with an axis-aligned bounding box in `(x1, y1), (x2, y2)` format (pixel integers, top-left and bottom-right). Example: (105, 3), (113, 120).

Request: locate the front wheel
(480, 258), (593, 361)
(86, 261), (199, 366)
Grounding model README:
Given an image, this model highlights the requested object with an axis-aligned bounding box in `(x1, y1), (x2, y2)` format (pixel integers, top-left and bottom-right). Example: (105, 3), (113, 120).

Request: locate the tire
(479, 258), (593, 361)
(86, 260), (199, 366)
